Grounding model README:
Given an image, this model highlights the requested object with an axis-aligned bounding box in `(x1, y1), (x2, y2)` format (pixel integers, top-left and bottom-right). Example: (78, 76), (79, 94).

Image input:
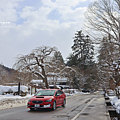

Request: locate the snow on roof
(30, 77), (68, 83)
(47, 77), (68, 81)
(30, 80), (43, 83)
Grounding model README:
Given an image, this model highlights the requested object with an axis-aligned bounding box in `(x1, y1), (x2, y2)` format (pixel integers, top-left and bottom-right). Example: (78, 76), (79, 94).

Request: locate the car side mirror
(56, 94), (60, 96)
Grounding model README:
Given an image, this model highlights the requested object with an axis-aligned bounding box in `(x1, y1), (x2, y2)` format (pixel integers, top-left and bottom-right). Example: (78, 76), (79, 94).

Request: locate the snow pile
(0, 94), (32, 110)
(110, 96), (120, 113)
(0, 85), (28, 95)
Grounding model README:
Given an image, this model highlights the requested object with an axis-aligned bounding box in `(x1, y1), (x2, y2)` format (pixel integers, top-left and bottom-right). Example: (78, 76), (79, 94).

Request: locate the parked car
(82, 89), (90, 93)
(27, 89), (66, 111)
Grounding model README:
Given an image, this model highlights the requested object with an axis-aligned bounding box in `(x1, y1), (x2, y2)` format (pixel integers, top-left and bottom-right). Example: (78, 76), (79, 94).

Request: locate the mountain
(0, 64), (16, 84)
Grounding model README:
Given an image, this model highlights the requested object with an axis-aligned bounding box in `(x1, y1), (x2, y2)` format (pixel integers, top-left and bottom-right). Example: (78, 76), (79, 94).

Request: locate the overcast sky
(0, 0), (94, 68)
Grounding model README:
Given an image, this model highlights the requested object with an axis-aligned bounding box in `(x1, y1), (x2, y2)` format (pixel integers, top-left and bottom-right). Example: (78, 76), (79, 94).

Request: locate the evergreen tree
(66, 30), (97, 90)
(66, 54), (78, 66)
(71, 30), (94, 69)
(54, 51), (64, 63)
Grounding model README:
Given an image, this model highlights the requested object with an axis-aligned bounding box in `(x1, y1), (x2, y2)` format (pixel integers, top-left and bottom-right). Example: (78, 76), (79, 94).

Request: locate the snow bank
(109, 96), (120, 114)
(0, 94), (32, 110)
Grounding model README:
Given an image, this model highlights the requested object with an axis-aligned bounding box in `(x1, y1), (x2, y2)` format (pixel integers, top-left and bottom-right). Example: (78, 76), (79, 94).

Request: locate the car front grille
(32, 101), (43, 104)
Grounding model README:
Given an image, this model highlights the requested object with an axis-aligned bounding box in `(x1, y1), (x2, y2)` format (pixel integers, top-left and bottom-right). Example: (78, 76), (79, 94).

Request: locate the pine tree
(54, 51), (64, 63)
(71, 30), (94, 69)
(66, 54), (78, 66)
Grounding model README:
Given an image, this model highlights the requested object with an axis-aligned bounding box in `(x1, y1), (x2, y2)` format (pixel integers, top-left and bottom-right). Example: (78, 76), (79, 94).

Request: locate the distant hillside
(0, 64), (16, 84)
(0, 64), (15, 76)
(0, 64), (33, 85)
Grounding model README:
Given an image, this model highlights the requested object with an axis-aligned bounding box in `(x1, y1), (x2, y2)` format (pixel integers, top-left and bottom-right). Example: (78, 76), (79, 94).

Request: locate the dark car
(27, 89), (66, 111)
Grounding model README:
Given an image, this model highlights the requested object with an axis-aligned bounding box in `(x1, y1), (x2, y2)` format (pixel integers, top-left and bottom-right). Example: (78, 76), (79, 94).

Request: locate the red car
(27, 89), (66, 111)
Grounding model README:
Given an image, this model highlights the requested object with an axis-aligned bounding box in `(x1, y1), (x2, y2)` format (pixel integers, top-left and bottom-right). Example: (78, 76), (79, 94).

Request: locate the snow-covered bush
(0, 85), (28, 96)
(11, 86), (18, 93)
(2, 86), (13, 94)
(20, 86), (28, 93)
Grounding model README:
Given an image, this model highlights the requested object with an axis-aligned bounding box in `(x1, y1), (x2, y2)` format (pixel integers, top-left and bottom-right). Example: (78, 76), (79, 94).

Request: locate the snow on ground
(105, 88), (120, 114)
(0, 85), (30, 111)
(0, 94), (32, 111)
(109, 96), (120, 114)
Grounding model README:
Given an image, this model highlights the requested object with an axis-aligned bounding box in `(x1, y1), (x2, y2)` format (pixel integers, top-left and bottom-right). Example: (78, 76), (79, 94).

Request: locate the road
(0, 92), (104, 120)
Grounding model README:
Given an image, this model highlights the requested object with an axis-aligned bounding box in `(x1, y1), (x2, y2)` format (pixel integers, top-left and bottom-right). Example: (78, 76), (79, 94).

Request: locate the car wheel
(30, 108), (34, 111)
(62, 99), (66, 107)
(52, 101), (56, 110)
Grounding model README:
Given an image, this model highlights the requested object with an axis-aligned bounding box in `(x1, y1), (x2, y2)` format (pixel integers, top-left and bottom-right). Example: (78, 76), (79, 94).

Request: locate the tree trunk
(44, 77), (48, 89)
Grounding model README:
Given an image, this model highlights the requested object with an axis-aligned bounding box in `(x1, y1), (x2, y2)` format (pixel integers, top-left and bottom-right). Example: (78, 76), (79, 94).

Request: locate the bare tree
(84, 0), (120, 43)
(46, 54), (78, 87)
(13, 46), (57, 88)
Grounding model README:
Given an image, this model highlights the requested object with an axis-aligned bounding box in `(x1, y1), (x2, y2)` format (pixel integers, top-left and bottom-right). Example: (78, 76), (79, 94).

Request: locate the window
(58, 90), (63, 95)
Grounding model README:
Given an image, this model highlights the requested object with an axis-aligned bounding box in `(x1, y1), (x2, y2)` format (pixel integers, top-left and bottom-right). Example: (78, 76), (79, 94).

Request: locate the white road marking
(66, 98), (91, 112)
(71, 97), (95, 120)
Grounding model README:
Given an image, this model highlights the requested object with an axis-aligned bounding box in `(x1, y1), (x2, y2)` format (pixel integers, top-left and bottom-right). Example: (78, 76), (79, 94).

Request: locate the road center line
(71, 97), (95, 120)
(66, 98), (91, 112)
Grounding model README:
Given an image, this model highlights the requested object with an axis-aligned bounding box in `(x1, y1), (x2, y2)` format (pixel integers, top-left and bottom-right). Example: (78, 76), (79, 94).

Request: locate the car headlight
(28, 100), (31, 102)
(45, 99), (52, 102)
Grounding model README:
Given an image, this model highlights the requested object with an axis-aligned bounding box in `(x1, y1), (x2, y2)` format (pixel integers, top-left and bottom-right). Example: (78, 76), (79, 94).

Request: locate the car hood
(30, 96), (54, 101)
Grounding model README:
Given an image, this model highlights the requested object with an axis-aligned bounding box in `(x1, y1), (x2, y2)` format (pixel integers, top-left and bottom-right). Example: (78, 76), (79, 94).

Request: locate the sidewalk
(76, 94), (111, 120)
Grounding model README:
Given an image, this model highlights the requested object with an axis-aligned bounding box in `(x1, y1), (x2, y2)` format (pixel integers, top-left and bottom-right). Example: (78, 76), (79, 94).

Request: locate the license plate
(44, 104), (50, 108)
(35, 104), (40, 107)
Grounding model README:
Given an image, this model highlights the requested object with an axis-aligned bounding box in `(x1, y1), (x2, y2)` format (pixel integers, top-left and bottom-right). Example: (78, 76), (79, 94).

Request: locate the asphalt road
(0, 92), (103, 120)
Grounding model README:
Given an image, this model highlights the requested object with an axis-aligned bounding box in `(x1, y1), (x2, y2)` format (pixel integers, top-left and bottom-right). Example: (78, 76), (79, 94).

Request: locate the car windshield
(36, 90), (55, 96)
